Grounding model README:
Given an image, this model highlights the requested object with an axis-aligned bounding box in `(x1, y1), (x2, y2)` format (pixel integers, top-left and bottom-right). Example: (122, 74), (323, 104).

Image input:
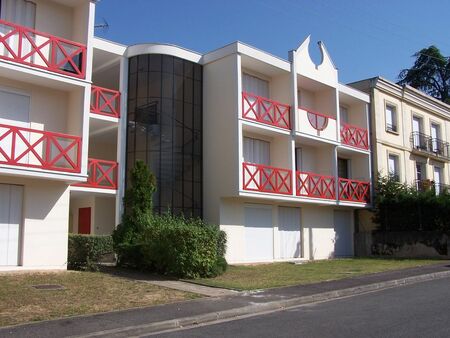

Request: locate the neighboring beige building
(350, 77), (450, 231)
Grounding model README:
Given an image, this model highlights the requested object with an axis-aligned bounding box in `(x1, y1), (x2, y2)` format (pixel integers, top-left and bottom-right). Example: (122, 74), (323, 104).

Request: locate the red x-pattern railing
(300, 107), (335, 131)
(296, 171), (335, 199)
(74, 158), (118, 190)
(0, 19), (86, 78)
(243, 162), (292, 195)
(338, 178), (370, 203)
(242, 92), (291, 130)
(340, 123), (369, 150)
(0, 124), (81, 173)
(91, 86), (121, 118)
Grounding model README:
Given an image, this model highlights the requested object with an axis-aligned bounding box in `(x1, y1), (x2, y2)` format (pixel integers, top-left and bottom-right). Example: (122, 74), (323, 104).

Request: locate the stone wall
(355, 231), (450, 259)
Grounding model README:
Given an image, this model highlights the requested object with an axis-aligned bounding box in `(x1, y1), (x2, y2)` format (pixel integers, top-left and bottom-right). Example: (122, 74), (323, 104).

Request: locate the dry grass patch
(194, 258), (442, 290)
(0, 270), (198, 327)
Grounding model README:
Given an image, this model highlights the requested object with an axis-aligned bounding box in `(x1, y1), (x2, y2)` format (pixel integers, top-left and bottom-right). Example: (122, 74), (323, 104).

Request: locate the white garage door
(279, 207), (301, 259)
(0, 184), (23, 266)
(334, 210), (353, 257)
(244, 205), (273, 262)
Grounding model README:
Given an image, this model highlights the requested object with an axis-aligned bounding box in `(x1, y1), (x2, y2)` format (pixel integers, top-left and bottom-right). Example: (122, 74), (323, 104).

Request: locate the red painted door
(78, 207), (91, 234)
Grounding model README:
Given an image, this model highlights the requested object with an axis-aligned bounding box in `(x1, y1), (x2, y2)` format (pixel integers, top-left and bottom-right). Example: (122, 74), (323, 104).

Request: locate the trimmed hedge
(140, 214), (227, 279)
(68, 234), (114, 271)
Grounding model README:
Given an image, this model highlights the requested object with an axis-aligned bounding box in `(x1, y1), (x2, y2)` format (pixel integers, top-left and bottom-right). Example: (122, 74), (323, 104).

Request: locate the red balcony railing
(0, 124), (81, 173)
(242, 92), (291, 130)
(296, 171), (335, 199)
(340, 123), (369, 150)
(243, 162), (292, 195)
(91, 86), (121, 118)
(301, 107), (335, 131)
(74, 158), (118, 190)
(338, 178), (370, 203)
(0, 19), (86, 78)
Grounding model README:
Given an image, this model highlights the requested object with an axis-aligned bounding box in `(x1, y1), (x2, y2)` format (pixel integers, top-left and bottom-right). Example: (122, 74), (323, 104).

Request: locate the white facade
(0, 0), (97, 271)
(202, 39), (370, 263)
(0, 1), (371, 270)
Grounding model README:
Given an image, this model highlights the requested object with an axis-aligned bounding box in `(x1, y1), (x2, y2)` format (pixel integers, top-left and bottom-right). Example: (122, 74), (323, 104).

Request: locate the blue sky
(95, 0), (450, 84)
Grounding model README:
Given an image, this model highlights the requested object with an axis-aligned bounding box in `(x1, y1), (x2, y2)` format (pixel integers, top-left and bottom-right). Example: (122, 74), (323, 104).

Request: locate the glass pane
(174, 58), (183, 76)
(162, 72), (173, 98)
(149, 54), (162, 72)
(148, 71), (162, 97)
(162, 55), (174, 73)
(184, 60), (193, 79)
(138, 55), (149, 72)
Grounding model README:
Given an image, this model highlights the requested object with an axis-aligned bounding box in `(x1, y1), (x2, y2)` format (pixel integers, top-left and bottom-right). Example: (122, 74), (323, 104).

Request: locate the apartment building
(0, 0), (371, 270)
(0, 0), (96, 270)
(203, 38), (371, 263)
(350, 77), (450, 232)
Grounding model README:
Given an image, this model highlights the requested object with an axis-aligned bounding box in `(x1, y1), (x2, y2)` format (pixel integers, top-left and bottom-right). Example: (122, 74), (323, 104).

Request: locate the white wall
(203, 54), (240, 225)
(0, 175), (70, 269)
(94, 196), (115, 235)
(219, 198), (345, 263)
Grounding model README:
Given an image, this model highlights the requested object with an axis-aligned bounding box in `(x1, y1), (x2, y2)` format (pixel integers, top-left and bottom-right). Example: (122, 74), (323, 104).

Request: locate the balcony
(297, 107), (337, 142)
(73, 158), (118, 190)
(242, 92), (291, 130)
(242, 162), (292, 195)
(0, 19), (86, 79)
(338, 178), (370, 203)
(296, 171), (335, 200)
(410, 132), (450, 160)
(415, 179), (450, 195)
(340, 123), (369, 150)
(0, 123), (81, 173)
(90, 86), (121, 118)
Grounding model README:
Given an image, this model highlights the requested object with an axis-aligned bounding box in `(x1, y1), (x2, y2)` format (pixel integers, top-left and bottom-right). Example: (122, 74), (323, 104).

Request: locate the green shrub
(373, 173), (450, 232)
(140, 214), (227, 278)
(68, 234), (114, 271)
(113, 160), (156, 267)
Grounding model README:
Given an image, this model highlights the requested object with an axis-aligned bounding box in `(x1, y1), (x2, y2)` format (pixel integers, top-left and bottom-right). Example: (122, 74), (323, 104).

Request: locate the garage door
(334, 210), (353, 257)
(244, 205), (273, 262)
(0, 184), (23, 266)
(279, 207), (301, 259)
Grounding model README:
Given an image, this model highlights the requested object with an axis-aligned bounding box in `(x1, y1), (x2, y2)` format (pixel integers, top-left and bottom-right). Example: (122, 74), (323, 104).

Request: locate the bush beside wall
(373, 174), (450, 232)
(140, 214), (227, 279)
(68, 234), (114, 270)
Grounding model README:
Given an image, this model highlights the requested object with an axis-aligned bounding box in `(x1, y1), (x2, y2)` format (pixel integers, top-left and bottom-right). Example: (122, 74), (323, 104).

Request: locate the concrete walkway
(98, 267), (236, 297)
(1, 262), (449, 338)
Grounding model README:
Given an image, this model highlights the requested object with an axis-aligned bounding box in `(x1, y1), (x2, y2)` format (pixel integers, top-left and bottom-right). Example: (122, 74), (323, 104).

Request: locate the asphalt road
(153, 276), (450, 338)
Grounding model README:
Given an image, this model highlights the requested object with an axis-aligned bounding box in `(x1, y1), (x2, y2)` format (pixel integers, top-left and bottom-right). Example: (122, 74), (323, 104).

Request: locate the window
(243, 137), (270, 165)
(340, 106), (348, 124)
(388, 154), (400, 181)
(415, 161), (427, 191)
(242, 73), (269, 98)
(434, 166), (442, 195)
(430, 123), (441, 154)
(0, 0), (36, 28)
(385, 104), (397, 132)
(338, 158), (350, 179)
(412, 116), (426, 150)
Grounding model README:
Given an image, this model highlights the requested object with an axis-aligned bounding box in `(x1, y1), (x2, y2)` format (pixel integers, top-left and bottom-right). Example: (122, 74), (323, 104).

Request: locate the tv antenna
(94, 18), (109, 32)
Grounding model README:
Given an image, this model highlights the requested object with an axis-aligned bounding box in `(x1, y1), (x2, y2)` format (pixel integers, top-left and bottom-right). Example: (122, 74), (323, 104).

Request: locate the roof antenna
(94, 18), (109, 32)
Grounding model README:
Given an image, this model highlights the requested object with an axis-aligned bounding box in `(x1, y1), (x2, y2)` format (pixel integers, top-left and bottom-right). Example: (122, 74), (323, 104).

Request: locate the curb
(70, 270), (450, 338)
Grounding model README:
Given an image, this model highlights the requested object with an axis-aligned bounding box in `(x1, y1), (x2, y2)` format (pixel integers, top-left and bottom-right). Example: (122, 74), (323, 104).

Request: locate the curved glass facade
(126, 54), (202, 218)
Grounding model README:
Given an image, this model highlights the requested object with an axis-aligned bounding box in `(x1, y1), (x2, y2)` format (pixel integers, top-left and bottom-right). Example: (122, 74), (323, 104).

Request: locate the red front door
(78, 207), (91, 234)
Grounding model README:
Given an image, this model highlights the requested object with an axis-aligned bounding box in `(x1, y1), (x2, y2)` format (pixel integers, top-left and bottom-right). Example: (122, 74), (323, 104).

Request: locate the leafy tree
(112, 160), (156, 266)
(398, 45), (450, 104)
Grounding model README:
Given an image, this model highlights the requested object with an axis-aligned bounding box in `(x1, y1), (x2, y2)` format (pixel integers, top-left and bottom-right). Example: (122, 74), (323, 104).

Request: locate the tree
(398, 45), (450, 104)
(112, 160), (156, 266)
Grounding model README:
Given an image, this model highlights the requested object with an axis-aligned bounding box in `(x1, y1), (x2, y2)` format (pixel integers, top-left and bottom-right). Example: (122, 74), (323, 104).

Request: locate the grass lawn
(0, 270), (198, 328)
(194, 258), (442, 291)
